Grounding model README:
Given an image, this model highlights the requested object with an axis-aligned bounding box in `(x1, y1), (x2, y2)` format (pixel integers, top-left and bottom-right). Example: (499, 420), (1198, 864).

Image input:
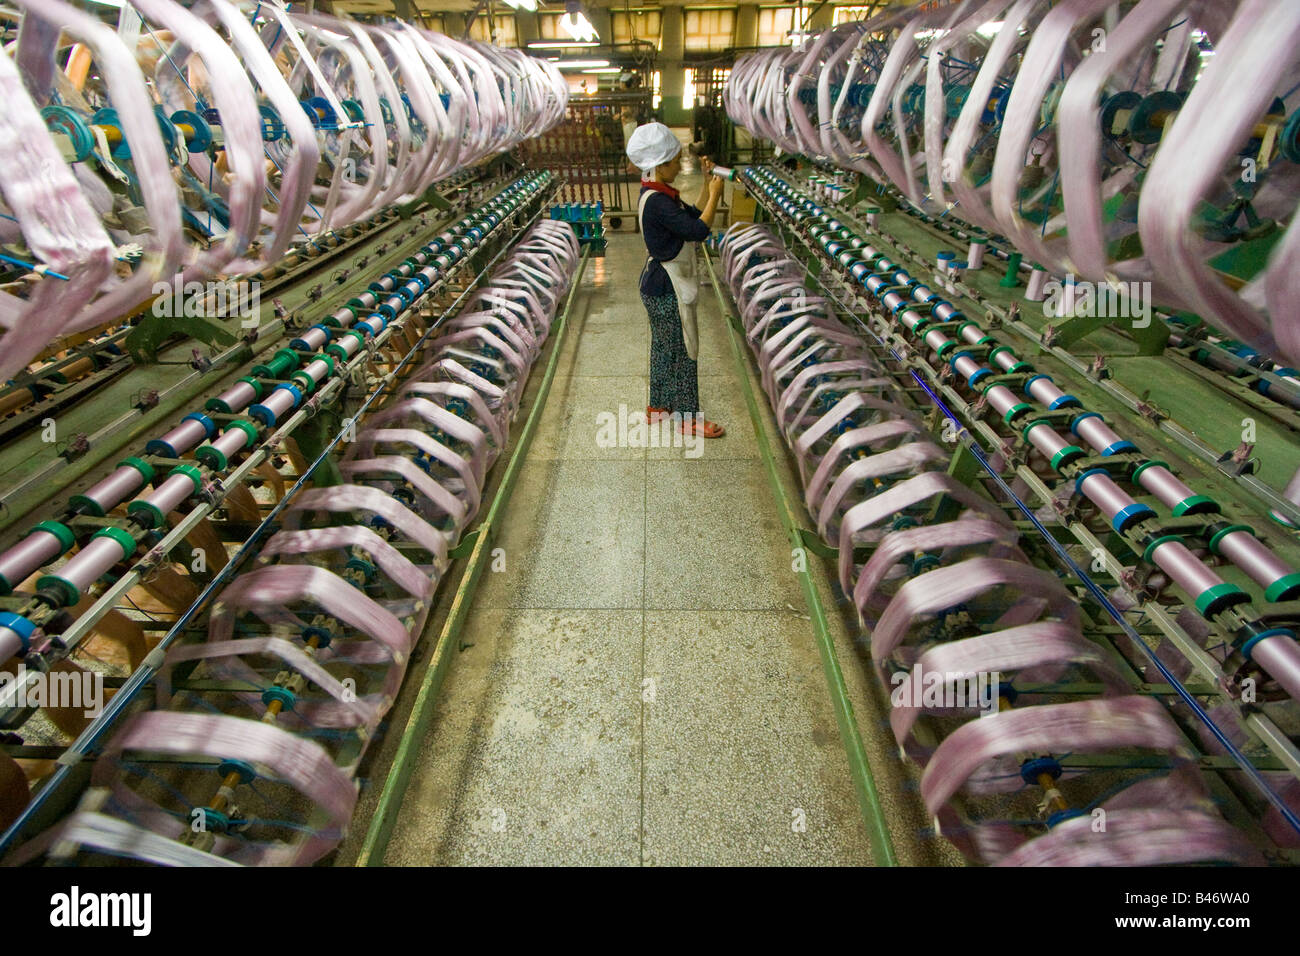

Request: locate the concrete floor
(377, 152), (954, 867)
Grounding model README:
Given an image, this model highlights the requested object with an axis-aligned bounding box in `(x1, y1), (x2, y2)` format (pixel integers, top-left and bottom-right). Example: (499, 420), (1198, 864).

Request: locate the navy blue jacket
(639, 187), (708, 297)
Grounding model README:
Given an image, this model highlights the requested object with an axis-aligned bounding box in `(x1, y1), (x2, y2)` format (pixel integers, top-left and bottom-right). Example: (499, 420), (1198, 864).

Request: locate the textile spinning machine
(0, 0), (584, 865)
(716, 0), (1300, 866)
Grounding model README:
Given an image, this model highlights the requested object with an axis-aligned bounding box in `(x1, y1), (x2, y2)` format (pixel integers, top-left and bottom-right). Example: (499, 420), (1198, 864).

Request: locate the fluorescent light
(562, 12), (599, 42)
(581, 67), (623, 74)
(552, 59), (611, 69)
(527, 41), (601, 49)
(502, 0), (537, 8)
(562, 0), (599, 42)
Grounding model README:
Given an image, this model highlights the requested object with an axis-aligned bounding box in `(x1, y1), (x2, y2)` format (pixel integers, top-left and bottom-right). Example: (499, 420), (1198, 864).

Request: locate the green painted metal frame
(702, 250), (899, 867)
(355, 244), (592, 866)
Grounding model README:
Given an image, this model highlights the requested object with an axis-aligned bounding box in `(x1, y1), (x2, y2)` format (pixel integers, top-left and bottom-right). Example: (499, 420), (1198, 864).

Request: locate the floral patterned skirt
(641, 291), (699, 414)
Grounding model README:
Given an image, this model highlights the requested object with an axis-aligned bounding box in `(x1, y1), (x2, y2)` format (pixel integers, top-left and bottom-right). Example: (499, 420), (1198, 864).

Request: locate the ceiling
(328, 1), (900, 16)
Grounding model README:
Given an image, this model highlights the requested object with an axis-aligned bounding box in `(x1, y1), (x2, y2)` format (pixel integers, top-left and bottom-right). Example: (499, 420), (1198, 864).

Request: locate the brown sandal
(679, 417), (725, 438)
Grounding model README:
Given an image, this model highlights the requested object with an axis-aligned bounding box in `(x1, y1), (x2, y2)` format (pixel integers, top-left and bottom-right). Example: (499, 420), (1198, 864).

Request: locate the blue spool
(301, 96), (337, 128)
(1240, 627), (1297, 660)
(261, 685), (297, 711)
(1099, 90), (1140, 138)
(1112, 502), (1156, 533)
(90, 107), (131, 159)
(170, 109), (213, 153)
(1019, 755), (1062, 786)
(981, 85), (1011, 125)
(152, 106), (181, 157)
(1282, 109), (1300, 164)
(185, 412), (216, 439)
(1069, 410), (1104, 436)
(41, 106), (96, 162)
(258, 104), (285, 142)
(1074, 467), (1109, 495)
(302, 624), (333, 649)
(0, 612), (36, 654)
(217, 759), (257, 785)
(1046, 808), (1086, 828)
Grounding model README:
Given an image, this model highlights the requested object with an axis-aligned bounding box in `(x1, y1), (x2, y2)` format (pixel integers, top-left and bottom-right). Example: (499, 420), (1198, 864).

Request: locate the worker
(626, 122), (726, 438)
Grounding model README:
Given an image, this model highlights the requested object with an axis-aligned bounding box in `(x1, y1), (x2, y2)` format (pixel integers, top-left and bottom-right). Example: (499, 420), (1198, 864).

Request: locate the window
(756, 7), (795, 46)
(683, 8), (735, 52)
(651, 70), (662, 109)
(681, 66), (730, 108)
(468, 13), (518, 46)
(612, 10), (662, 48)
(537, 12), (565, 40)
(833, 6), (880, 27)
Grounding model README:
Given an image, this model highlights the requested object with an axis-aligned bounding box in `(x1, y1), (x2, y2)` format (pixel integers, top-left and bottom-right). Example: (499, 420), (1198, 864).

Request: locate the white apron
(639, 188), (700, 361)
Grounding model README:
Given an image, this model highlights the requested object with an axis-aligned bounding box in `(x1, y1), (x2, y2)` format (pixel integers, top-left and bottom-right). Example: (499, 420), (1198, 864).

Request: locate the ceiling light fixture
(527, 41), (601, 50)
(551, 59), (611, 69)
(525, 40), (600, 49)
(561, 0), (599, 43)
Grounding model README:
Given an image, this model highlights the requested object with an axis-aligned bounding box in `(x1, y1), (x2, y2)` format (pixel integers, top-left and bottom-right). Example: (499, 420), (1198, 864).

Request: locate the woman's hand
(708, 175), (725, 198)
(700, 156), (715, 178)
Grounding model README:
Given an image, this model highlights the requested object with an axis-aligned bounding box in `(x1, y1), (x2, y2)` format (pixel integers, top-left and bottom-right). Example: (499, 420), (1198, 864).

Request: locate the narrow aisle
(385, 197), (873, 865)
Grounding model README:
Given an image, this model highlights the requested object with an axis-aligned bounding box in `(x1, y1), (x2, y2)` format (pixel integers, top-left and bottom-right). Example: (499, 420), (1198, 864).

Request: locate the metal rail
(702, 249), (899, 868)
(356, 245), (592, 866)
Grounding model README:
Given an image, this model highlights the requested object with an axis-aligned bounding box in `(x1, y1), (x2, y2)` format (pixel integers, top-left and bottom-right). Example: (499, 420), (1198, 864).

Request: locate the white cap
(626, 122), (681, 178)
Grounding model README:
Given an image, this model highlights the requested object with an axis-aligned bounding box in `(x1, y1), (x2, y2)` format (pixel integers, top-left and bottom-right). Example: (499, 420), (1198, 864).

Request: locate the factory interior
(0, 0), (1298, 882)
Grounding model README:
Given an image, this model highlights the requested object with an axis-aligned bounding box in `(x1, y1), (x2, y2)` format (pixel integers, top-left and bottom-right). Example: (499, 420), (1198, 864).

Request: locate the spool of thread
(0, 522), (76, 595)
(69, 457), (155, 517)
(127, 466), (203, 530)
(936, 250), (955, 276)
(205, 378), (260, 415)
(146, 412), (215, 459)
(248, 384), (303, 427)
(1025, 265), (1049, 302)
(1249, 635), (1300, 702)
(37, 527), (137, 608)
(0, 613), (35, 662)
(195, 421), (259, 471)
(865, 206), (881, 229)
(1267, 464), (1300, 528)
(967, 237), (987, 270)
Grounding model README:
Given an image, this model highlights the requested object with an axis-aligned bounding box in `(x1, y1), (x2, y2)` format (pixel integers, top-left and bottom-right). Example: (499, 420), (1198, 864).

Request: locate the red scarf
(640, 179), (680, 201)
